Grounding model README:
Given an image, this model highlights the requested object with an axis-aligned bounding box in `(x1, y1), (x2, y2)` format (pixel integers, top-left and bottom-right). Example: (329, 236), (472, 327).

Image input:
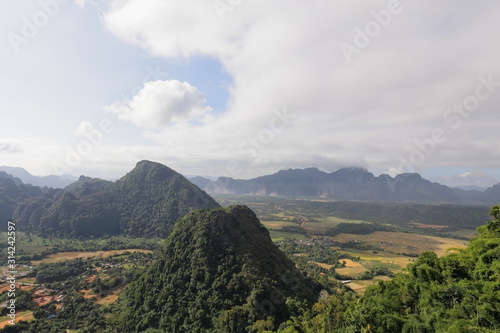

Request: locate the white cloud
(104, 80), (211, 129)
(444, 170), (500, 188)
(101, 0), (500, 178)
(0, 139), (22, 153)
(74, 0), (91, 8)
(74, 121), (95, 136)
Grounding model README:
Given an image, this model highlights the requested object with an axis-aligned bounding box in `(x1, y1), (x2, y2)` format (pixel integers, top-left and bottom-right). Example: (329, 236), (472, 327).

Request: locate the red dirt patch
(407, 222), (447, 230)
(0, 311), (34, 328)
(81, 289), (97, 299)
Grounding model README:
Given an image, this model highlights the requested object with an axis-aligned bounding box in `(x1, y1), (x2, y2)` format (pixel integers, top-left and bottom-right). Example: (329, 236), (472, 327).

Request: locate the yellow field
(330, 231), (468, 256)
(345, 276), (392, 294)
(311, 262), (334, 270)
(338, 249), (414, 269)
(334, 259), (368, 276)
(261, 221), (300, 229)
(31, 249), (153, 265)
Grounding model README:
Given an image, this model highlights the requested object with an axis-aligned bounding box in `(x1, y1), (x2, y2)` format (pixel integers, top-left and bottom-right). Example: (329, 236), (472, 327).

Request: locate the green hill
(111, 160), (220, 236)
(114, 205), (319, 332)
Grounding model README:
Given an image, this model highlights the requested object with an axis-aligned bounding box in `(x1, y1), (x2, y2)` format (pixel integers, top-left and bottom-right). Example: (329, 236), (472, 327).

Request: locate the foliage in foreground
(274, 204), (500, 333)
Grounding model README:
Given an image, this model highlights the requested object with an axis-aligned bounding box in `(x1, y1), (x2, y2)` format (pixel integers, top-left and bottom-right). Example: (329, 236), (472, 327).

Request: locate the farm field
(334, 259), (368, 276)
(261, 221), (299, 229)
(345, 276), (393, 295)
(31, 249), (153, 265)
(0, 249), (154, 328)
(0, 310), (34, 329)
(329, 231), (468, 256)
(268, 230), (307, 242)
(217, 194), (475, 293)
(338, 249), (413, 269)
(301, 216), (369, 234)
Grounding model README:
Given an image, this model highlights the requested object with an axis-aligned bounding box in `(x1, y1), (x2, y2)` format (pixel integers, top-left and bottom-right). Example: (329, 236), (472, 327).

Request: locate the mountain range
(0, 161), (218, 237)
(0, 166), (77, 188)
(2, 164), (499, 204)
(189, 167), (500, 204)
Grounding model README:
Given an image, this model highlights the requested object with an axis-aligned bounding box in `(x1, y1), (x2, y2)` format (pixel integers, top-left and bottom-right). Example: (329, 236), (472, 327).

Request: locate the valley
(0, 193), (482, 327)
(214, 194), (477, 294)
(0, 162), (498, 332)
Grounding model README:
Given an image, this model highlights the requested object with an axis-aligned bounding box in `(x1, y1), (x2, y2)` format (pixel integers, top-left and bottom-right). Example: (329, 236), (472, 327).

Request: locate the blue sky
(0, 0), (499, 188)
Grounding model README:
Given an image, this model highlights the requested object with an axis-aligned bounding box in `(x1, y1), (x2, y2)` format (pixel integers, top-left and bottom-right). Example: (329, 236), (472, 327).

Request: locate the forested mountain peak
(1, 161), (219, 238)
(115, 205), (319, 333)
(112, 160), (220, 236)
(118, 160), (177, 183)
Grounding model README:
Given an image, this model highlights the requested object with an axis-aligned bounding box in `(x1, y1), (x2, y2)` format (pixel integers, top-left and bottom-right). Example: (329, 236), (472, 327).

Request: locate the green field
(302, 216), (369, 234)
(330, 231), (468, 256)
(269, 230), (307, 242)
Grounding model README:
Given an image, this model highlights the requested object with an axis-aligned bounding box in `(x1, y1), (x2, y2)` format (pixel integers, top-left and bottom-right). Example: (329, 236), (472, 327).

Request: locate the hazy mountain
(473, 184), (500, 204)
(0, 171), (24, 186)
(190, 167), (479, 203)
(454, 185), (488, 191)
(2, 161), (219, 237)
(115, 205), (318, 332)
(0, 166), (77, 188)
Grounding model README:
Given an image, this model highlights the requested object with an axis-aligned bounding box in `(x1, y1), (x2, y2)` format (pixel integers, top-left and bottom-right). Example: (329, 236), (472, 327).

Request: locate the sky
(0, 0), (499, 188)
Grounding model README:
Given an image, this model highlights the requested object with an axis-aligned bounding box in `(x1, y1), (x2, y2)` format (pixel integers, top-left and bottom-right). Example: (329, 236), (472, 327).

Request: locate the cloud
(104, 80), (211, 129)
(102, 0), (500, 178)
(74, 0), (90, 7)
(75, 121), (95, 136)
(0, 139), (23, 153)
(444, 170), (499, 188)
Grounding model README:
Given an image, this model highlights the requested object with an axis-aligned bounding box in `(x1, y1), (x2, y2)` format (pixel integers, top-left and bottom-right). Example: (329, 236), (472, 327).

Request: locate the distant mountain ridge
(0, 166), (77, 188)
(0, 161), (219, 237)
(190, 167), (500, 204)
